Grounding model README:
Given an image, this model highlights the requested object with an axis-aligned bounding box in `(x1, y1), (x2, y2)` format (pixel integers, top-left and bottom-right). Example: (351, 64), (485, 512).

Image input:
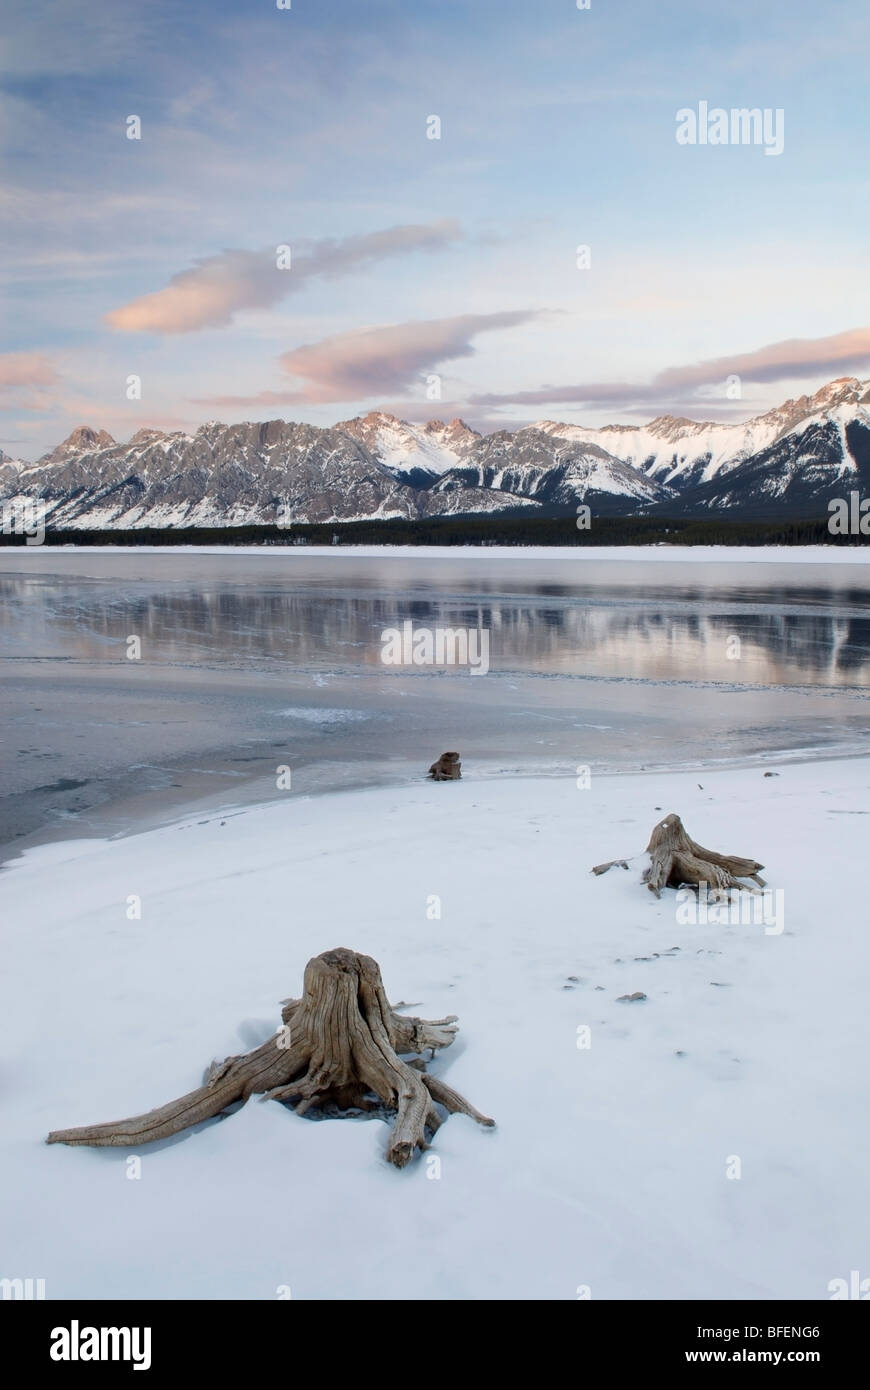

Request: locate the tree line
(1, 514), (864, 547)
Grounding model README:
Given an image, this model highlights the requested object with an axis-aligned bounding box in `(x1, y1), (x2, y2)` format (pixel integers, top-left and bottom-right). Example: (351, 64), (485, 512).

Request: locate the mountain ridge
(2, 377), (869, 528)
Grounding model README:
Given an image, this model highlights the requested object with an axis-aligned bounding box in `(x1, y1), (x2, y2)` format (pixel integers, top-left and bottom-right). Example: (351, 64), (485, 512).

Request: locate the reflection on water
(4, 575), (870, 686)
(1, 551), (869, 857)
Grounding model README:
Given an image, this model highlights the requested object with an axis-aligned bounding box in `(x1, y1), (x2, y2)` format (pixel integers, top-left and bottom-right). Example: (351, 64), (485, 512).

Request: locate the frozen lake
(2, 547), (870, 861)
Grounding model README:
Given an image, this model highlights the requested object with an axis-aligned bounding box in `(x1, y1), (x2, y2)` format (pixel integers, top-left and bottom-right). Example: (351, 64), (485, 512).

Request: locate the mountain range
(2, 377), (869, 530)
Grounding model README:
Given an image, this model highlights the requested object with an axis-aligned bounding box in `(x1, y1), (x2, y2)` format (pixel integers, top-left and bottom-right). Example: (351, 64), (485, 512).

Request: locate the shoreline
(3, 737), (864, 874)
(3, 542), (869, 562)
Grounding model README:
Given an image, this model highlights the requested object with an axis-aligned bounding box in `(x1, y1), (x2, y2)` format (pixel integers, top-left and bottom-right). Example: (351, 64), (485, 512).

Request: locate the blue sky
(2, 0), (869, 456)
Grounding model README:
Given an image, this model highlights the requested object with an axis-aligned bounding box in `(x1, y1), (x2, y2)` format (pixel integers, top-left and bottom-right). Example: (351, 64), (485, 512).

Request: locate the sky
(2, 0), (869, 459)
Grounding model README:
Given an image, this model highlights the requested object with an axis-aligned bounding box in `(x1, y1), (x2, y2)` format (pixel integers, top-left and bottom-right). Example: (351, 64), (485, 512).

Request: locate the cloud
(0, 352), (58, 389)
(470, 326), (870, 412)
(0, 353), (59, 411)
(653, 326), (870, 391)
(106, 220), (463, 334)
(470, 380), (642, 409)
(198, 310), (540, 407)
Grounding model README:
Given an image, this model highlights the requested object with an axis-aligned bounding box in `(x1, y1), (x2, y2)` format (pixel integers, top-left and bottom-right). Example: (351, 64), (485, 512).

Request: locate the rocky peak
(352, 411), (402, 429)
(646, 416), (714, 439)
(809, 376), (863, 407)
(129, 428), (167, 445)
(60, 426), (116, 451)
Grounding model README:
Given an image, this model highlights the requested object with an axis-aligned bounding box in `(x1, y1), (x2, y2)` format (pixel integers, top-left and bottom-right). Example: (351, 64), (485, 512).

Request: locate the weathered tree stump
(46, 948), (494, 1168)
(593, 812), (766, 899)
(428, 751), (461, 781)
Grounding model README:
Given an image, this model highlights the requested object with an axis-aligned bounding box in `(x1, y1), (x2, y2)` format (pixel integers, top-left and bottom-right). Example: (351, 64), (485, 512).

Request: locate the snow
(2, 757), (868, 1299)
(338, 413), (477, 478)
(534, 378), (870, 485)
(275, 707), (371, 724)
(5, 543), (867, 562)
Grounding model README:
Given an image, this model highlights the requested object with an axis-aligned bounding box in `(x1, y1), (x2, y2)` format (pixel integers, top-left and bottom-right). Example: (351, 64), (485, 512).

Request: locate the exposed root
(47, 948), (494, 1169)
(593, 812), (766, 900)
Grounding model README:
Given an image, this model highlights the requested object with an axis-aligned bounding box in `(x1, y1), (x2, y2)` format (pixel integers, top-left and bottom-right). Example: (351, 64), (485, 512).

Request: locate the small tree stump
(593, 812), (766, 899)
(46, 948), (494, 1168)
(428, 751), (461, 781)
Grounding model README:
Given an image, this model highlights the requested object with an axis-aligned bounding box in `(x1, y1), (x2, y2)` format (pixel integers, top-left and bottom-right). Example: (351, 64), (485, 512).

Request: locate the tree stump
(593, 812), (766, 899)
(428, 751), (461, 781)
(46, 949), (494, 1168)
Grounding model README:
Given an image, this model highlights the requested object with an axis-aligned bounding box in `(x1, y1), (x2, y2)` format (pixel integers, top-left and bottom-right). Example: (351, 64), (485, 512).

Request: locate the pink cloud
(197, 310), (539, 406)
(0, 352), (59, 417)
(0, 352), (58, 389)
(654, 326), (870, 391)
(470, 325), (870, 411)
(106, 220), (462, 334)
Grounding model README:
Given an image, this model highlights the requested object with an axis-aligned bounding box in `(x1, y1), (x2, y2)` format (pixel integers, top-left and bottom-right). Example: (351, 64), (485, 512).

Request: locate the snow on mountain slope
(535, 378), (870, 493)
(0, 450), (29, 494)
(1, 421), (420, 529)
(337, 412), (480, 483)
(0, 419), (538, 529)
(419, 484), (539, 516)
(686, 412), (870, 514)
(435, 428), (674, 510)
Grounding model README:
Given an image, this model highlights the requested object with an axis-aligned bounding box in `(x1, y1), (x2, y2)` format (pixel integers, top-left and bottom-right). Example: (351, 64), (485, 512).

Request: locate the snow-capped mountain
(337, 412), (480, 487)
(2, 378), (869, 530)
(535, 377), (870, 504)
(0, 419), (532, 530)
(429, 427), (673, 512)
(0, 451), (24, 484)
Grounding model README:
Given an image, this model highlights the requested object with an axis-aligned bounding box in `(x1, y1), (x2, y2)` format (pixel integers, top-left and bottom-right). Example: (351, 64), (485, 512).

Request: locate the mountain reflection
(2, 573), (870, 687)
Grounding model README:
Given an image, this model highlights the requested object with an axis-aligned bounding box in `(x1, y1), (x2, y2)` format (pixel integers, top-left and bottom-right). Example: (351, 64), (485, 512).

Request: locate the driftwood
(46, 948), (494, 1168)
(428, 751), (461, 781)
(593, 812), (766, 899)
(591, 858), (629, 876)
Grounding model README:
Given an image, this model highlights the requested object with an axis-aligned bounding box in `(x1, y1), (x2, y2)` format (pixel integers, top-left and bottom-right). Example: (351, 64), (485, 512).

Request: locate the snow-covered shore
(2, 758), (868, 1300)
(3, 543), (868, 562)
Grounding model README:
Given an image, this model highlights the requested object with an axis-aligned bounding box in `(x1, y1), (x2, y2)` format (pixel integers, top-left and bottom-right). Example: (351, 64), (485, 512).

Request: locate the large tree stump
(428, 751), (461, 780)
(593, 812), (766, 899)
(46, 949), (494, 1168)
